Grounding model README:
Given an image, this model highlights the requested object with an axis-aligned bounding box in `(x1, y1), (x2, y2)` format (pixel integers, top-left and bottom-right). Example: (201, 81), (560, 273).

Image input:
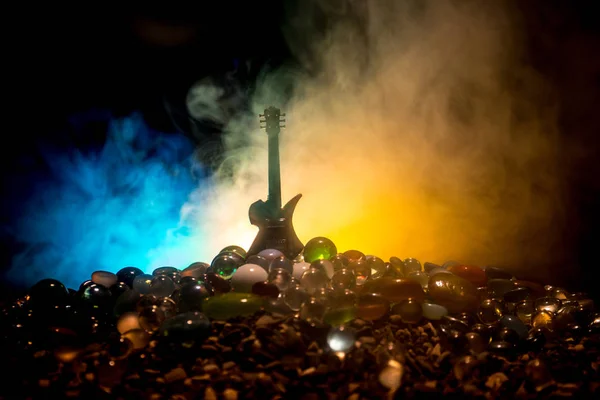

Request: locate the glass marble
(29, 278), (70, 307)
(245, 255), (270, 272)
(109, 282), (130, 299)
(471, 323), (492, 341)
(159, 311), (211, 342)
(152, 266), (181, 284)
(553, 305), (577, 331)
(136, 294), (160, 313)
(202, 293), (263, 320)
(378, 359), (403, 391)
(535, 297), (561, 313)
(113, 290), (142, 318)
(327, 326), (356, 352)
(532, 310), (554, 329)
(402, 258), (422, 275)
(421, 303), (448, 320)
(210, 252), (244, 279)
(516, 300), (535, 324)
(465, 332), (487, 354)
(177, 282), (212, 313)
(503, 287), (531, 303)
(219, 245), (247, 259)
(500, 315), (528, 339)
(302, 237), (338, 263)
(391, 299), (422, 324)
(355, 293), (390, 321)
(299, 297), (327, 322)
(477, 299), (504, 325)
(330, 253), (350, 271)
(310, 259), (335, 279)
(488, 340), (514, 355)
(283, 284), (310, 311)
(158, 297), (178, 319)
(292, 261), (311, 280)
(138, 305), (165, 333)
(343, 249), (365, 263)
(181, 262), (209, 278)
(299, 268), (329, 296)
(549, 287), (569, 300)
(351, 258), (371, 285)
(269, 256), (294, 274)
(496, 327), (520, 344)
(263, 294), (293, 316)
(202, 272), (231, 294)
(117, 312), (141, 334)
(331, 268), (357, 290)
(267, 268), (293, 291)
(514, 280), (546, 298)
(365, 256), (387, 279)
(446, 264), (487, 287)
(91, 271), (118, 288)
(132, 274), (154, 295)
(440, 316), (470, 333)
(230, 264), (269, 293)
(589, 314), (600, 334)
(116, 266), (144, 288)
(257, 248), (285, 263)
(149, 275), (176, 298)
(180, 276), (198, 285)
(79, 283), (112, 311)
(428, 273), (478, 313)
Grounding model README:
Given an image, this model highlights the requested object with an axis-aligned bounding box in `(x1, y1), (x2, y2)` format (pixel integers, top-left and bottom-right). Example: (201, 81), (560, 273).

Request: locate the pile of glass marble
(1, 236), (599, 399)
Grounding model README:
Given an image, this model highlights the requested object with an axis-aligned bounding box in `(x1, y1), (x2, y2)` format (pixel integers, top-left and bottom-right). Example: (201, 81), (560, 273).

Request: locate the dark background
(2, 1), (600, 301)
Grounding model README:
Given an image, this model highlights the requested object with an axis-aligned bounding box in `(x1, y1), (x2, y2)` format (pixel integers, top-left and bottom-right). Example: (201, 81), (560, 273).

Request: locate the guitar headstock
(259, 106), (286, 136)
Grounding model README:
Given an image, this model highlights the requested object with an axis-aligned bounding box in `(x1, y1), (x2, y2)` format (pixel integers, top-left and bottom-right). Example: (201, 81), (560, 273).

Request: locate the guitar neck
(267, 133), (282, 210)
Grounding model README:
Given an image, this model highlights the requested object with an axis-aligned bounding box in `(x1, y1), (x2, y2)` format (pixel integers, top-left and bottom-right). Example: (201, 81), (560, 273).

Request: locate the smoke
(6, 0), (572, 289)
(6, 112), (212, 289)
(189, 0), (569, 280)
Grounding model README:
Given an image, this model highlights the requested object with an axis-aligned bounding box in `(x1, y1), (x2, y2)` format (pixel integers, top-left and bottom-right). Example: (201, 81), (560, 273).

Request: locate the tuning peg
(281, 113), (286, 116)
(259, 114), (264, 117)
(279, 118), (286, 122)
(280, 125), (286, 128)
(259, 119), (266, 123)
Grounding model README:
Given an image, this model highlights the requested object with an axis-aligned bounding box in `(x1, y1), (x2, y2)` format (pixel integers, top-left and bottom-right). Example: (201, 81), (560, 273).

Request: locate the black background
(2, 1), (600, 301)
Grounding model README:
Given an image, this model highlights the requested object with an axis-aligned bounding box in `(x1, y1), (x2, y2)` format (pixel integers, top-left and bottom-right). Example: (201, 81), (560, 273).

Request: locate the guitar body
(247, 194), (304, 260)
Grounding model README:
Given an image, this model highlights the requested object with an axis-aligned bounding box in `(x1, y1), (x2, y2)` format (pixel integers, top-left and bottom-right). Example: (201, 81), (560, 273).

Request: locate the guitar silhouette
(246, 106), (304, 260)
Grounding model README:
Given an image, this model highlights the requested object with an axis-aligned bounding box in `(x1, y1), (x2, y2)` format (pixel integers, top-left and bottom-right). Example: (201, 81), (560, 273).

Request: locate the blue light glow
(6, 111), (213, 289)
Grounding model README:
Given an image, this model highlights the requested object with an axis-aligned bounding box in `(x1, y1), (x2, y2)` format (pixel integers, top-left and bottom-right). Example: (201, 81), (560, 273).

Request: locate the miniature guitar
(246, 106), (304, 260)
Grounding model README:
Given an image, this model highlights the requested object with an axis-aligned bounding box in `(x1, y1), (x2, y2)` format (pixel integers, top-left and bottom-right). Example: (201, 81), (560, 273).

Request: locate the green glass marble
(302, 237), (338, 264)
(323, 306), (356, 326)
(202, 292), (263, 320)
(220, 245), (247, 259)
(210, 252), (244, 279)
